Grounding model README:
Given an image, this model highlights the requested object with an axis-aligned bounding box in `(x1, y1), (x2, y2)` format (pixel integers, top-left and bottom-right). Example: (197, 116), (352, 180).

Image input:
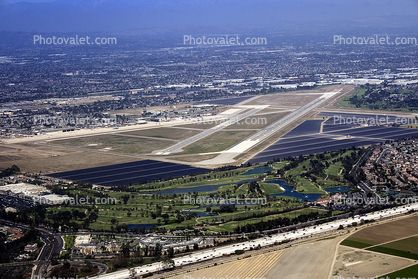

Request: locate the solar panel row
(282, 120), (323, 138)
(249, 124), (418, 164)
(49, 160), (210, 187)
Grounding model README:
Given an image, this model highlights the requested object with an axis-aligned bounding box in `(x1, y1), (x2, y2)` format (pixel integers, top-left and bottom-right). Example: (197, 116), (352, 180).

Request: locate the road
(0, 219), (61, 279)
(90, 202), (418, 279)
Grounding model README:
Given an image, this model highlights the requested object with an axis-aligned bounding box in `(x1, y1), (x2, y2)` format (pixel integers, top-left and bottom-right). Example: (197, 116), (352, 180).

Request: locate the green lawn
(63, 235), (76, 249)
(367, 236), (418, 260)
(260, 181), (284, 195)
(382, 264), (418, 278)
(325, 162), (343, 176)
(294, 177), (324, 194)
(180, 130), (256, 154)
(335, 88), (367, 108)
(340, 237), (379, 249)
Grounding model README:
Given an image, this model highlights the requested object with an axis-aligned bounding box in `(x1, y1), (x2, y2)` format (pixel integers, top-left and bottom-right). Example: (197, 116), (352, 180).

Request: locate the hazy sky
(0, 0), (417, 34)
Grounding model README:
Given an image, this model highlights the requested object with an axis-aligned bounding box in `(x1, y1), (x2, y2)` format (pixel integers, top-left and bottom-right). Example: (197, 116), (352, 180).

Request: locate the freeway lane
(91, 202), (418, 279)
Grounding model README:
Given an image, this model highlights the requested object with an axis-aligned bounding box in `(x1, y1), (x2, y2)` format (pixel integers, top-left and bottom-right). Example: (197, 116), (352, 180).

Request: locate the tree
(161, 256), (175, 270)
(168, 247), (174, 258)
(154, 243), (162, 259)
(129, 268), (137, 279)
(89, 212), (98, 222)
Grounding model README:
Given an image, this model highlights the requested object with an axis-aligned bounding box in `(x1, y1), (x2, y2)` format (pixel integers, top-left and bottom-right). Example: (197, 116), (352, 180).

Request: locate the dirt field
(332, 245), (415, 278)
(333, 214), (418, 278)
(0, 142), (140, 174)
(168, 235), (343, 279)
(170, 251), (285, 279)
(342, 215), (418, 248)
(264, 235), (343, 279)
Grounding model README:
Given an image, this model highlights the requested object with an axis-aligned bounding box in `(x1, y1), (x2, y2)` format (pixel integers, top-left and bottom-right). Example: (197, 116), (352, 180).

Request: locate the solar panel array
(249, 121), (418, 164)
(49, 160), (210, 187)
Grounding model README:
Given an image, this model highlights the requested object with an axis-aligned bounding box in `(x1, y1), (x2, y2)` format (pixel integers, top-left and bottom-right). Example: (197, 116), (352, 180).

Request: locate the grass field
(272, 161), (288, 169)
(325, 162), (343, 176)
(401, 123), (418, 129)
(120, 127), (201, 140)
(175, 122), (218, 129)
(317, 180), (343, 187)
(227, 111), (289, 129)
(167, 154), (218, 162)
(51, 134), (173, 154)
(383, 264), (418, 278)
(259, 181), (285, 195)
(367, 236), (418, 260)
(63, 235), (76, 249)
(335, 88), (367, 107)
(180, 130), (256, 154)
(340, 238), (379, 249)
(341, 215), (418, 248)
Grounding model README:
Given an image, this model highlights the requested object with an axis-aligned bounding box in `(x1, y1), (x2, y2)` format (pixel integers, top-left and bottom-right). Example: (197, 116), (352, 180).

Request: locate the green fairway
(325, 162), (343, 176)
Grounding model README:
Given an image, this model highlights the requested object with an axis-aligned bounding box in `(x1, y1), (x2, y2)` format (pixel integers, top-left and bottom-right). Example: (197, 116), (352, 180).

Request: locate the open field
(179, 130), (256, 154)
(265, 235), (344, 279)
(335, 88), (367, 107)
(169, 235), (343, 279)
(383, 264), (418, 278)
(332, 244), (415, 278)
(165, 154), (219, 162)
(367, 236), (418, 260)
(50, 134), (173, 154)
(250, 92), (319, 107)
(341, 215), (418, 248)
(170, 250), (285, 279)
(0, 142), (140, 173)
(174, 122), (219, 129)
(226, 111), (289, 129)
(325, 162), (343, 176)
(333, 214), (418, 278)
(120, 127), (201, 140)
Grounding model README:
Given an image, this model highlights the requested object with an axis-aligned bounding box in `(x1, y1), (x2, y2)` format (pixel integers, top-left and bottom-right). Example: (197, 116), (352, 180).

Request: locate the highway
(91, 202), (418, 279)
